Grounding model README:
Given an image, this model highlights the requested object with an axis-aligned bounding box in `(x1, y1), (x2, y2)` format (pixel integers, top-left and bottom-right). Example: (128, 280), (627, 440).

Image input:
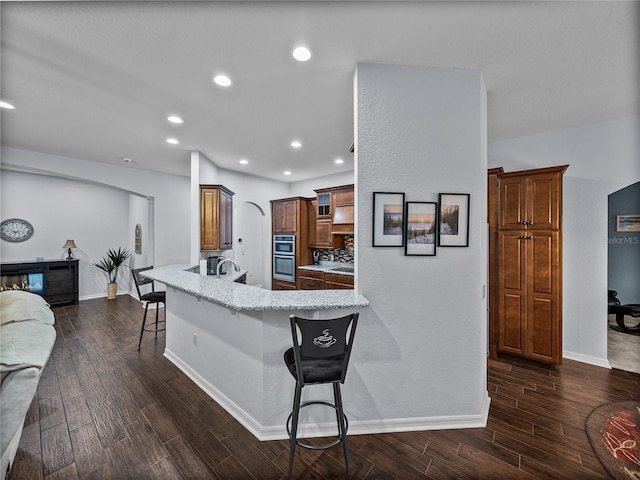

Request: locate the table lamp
(63, 239), (77, 260)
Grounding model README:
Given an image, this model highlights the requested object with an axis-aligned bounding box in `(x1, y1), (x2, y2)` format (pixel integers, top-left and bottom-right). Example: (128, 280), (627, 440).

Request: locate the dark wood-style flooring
(7, 295), (640, 479)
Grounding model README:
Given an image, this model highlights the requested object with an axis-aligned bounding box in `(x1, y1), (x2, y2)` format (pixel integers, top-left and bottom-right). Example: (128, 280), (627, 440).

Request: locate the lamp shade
(63, 239), (77, 249)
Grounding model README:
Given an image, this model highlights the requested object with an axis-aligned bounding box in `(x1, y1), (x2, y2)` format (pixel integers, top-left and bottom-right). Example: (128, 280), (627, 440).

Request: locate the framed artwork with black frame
(372, 192), (405, 247)
(438, 193), (470, 247)
(404, 201), (437, 256)
(616, 214), (640, 232)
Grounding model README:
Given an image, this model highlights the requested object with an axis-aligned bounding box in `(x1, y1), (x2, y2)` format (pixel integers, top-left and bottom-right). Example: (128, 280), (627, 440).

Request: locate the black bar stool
(283, 312), (359, 479)
(132, 266), (166, 351)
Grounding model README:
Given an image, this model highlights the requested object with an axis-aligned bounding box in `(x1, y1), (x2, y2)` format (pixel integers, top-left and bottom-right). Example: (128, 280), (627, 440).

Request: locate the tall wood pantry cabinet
(270, 197), (312, 290)
(489, 165), (568, 365)
(200, 185), (234, 251)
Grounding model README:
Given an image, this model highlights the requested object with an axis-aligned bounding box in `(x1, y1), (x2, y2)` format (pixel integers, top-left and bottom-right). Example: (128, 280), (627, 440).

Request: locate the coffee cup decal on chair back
(299, 319), (348, 357)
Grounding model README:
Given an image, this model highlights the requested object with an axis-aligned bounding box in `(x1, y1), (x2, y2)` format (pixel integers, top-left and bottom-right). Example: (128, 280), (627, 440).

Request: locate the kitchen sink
(330, 266), (354, 273)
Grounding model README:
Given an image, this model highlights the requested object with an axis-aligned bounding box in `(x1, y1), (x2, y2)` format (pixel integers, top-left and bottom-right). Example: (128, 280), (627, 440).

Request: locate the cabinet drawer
(299, 277), (326, 290)
(325, 281), (354, 290)
(324, 273), (354, 288)
(298, 269), (324, 280)
(273, 280), (297, 290)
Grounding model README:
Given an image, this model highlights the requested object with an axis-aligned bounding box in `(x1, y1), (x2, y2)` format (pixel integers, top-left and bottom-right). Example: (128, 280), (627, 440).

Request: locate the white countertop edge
(142, 265), (369, 312)
(298, 263), (355, 276)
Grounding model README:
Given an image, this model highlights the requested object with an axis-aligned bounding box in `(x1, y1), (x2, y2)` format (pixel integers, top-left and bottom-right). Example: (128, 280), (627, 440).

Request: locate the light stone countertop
(141, 264), (369, 312)
(298, 261), (355, 276)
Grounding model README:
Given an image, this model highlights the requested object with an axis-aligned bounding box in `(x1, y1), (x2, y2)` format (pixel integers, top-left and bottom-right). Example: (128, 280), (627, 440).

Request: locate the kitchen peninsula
(142, 265), (368, 440)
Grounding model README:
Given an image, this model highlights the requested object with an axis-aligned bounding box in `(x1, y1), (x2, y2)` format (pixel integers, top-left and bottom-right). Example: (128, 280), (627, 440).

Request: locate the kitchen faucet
(216, 258), (240, 277)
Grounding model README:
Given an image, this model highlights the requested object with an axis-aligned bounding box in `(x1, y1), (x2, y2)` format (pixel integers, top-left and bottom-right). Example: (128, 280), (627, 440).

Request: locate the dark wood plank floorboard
(6, 296), (639, 479)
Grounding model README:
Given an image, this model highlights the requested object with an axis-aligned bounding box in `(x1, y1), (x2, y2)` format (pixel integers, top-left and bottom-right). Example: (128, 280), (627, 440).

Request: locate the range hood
(332, 205), (354, 234)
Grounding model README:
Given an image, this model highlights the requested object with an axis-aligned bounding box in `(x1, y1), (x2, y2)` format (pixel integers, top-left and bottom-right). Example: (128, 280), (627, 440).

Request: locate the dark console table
(1, 259), (79, 306)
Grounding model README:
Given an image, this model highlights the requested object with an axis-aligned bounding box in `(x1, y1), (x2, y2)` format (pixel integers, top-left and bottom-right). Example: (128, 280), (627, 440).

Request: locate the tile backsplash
(315, 236), (354, 263)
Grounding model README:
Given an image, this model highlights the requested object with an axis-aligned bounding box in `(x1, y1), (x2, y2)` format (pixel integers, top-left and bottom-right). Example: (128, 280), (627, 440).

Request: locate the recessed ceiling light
(239, 159), (249, 165)
(168, 115), (183, 124)
(334, 158), (344, 164)
(166, 138), (179, 145)
(292, 46), (312, 62)
(213, 74), (232, 87)
(0, 101), (16, 109)
(283, 170), (292, 176)
(290, 140), (302, 148)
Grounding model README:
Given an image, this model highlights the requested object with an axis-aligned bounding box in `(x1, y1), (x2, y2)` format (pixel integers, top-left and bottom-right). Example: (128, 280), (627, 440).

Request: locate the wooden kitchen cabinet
(314, 219), (334, 247)
(201, 185), (234, 251)
(487, 167), (503, 360)
(272, 198), (298, 234)
(491, 165), (567, 365)
(308, 184), (353, 248)
(333, 186), (354, 206)
(325, 273), (354, 290)
(331, 185), (354, 235)
(298, 269), (354, 290)
(298, 269), (325, 290)
(272, 279), (297, 290)
(270, 197), (312, 289)
(498, 170), (562, 231)
(307, 200), (344, 249)
(497, 230), (561, 363)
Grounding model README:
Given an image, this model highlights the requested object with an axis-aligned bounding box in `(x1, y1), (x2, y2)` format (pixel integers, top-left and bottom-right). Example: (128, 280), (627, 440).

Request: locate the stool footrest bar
(286, 400), (348, 450)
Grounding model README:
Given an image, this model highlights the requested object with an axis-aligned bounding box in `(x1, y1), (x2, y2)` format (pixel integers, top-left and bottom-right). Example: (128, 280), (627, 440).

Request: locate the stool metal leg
(138, 302), (150, 351)
(154, 302), (160, 339)
(333, 382), (350, 479)
(288, 382), (302, 479)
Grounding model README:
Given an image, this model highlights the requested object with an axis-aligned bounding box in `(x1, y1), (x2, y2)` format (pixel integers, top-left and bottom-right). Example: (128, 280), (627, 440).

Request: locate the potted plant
(93, 247), (131, 299)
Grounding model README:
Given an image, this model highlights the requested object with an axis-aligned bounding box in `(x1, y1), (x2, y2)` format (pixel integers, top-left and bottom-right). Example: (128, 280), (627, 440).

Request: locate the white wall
(4, 116), (636, 372)
(128, 194), (153, 293)
(355, 64), (489, 422)
(289, 171), (355, 198)
(1, 147), (191, 297)
(192, 154), (355, 289)
(488, 115), (640, 366)
(0, 170), (131, 298)
(191, 152), (289, 287)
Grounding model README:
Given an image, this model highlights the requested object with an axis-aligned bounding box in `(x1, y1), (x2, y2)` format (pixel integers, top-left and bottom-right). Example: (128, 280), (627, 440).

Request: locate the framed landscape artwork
(404, 202), (437, 256)
(438, 193), (470, 247)
(616, 214), (640, 232)
(373, 192), (405, 246)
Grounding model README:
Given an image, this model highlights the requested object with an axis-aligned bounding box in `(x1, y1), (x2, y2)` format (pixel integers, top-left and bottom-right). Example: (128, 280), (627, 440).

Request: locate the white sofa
(0, 290), (56, 480)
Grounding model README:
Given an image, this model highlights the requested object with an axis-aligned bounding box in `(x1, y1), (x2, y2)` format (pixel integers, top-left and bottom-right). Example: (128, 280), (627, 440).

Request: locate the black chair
(608, 290), (621, 314)
(132, 266), (166, 351)
(283, 312), (359, 479)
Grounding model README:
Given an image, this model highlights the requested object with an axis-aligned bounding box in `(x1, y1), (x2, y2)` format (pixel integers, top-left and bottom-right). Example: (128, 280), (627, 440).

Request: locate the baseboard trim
(563, 350), (611, 369)
(79, 290), (135, 301)
(164, 348), (491, 441)
(164, 349), (266, 439)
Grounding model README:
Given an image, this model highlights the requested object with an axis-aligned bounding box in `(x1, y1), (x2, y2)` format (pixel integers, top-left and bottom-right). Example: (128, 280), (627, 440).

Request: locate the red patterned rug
(586, 401), (640, 479)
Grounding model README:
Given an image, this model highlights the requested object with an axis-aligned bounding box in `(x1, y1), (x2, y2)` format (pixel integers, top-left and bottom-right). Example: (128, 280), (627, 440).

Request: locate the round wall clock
(0, 218), (34, 242)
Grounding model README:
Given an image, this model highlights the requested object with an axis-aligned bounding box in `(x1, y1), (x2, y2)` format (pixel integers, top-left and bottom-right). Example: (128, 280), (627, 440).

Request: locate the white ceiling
(1, 2), (638, 182)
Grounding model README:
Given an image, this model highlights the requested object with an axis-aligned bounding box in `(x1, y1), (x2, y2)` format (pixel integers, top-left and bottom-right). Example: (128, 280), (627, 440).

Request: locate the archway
(607, 181), (640, 373)
(235, 202), (266, 287)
